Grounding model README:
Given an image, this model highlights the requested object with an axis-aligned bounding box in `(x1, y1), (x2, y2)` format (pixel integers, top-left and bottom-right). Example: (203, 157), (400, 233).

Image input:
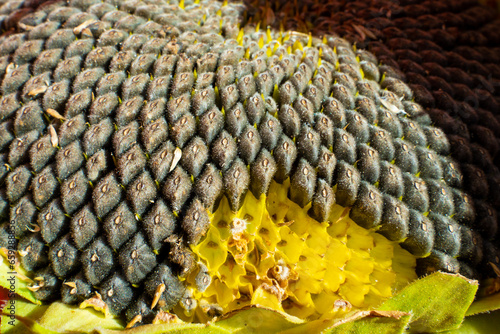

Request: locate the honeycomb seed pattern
(0, 0), (499, 326)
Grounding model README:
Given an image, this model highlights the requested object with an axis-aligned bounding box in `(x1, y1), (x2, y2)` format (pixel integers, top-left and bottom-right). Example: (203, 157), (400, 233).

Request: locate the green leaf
(0, 252), (41, 304)
(280, 310), (410, 334)
(37, 302), (124, 333)
(0, 315), (32, 334)
(444, 310), (500, 334)
(215, 306), (303, 333)
(466, 292), (500, 316)
(2, 299), (124, 334)
(1, 298), (48, 334)
(378, 272), (478, 333)
(326, 314), (411, 334)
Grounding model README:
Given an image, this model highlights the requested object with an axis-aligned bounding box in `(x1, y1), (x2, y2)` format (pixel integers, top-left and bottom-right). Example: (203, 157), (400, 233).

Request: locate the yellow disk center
(187, 179), (417, 322)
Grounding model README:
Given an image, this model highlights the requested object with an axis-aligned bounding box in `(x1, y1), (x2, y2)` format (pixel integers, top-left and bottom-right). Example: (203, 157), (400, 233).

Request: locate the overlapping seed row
(0, 0), (498, 325)
(246, 0), (500, 282)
